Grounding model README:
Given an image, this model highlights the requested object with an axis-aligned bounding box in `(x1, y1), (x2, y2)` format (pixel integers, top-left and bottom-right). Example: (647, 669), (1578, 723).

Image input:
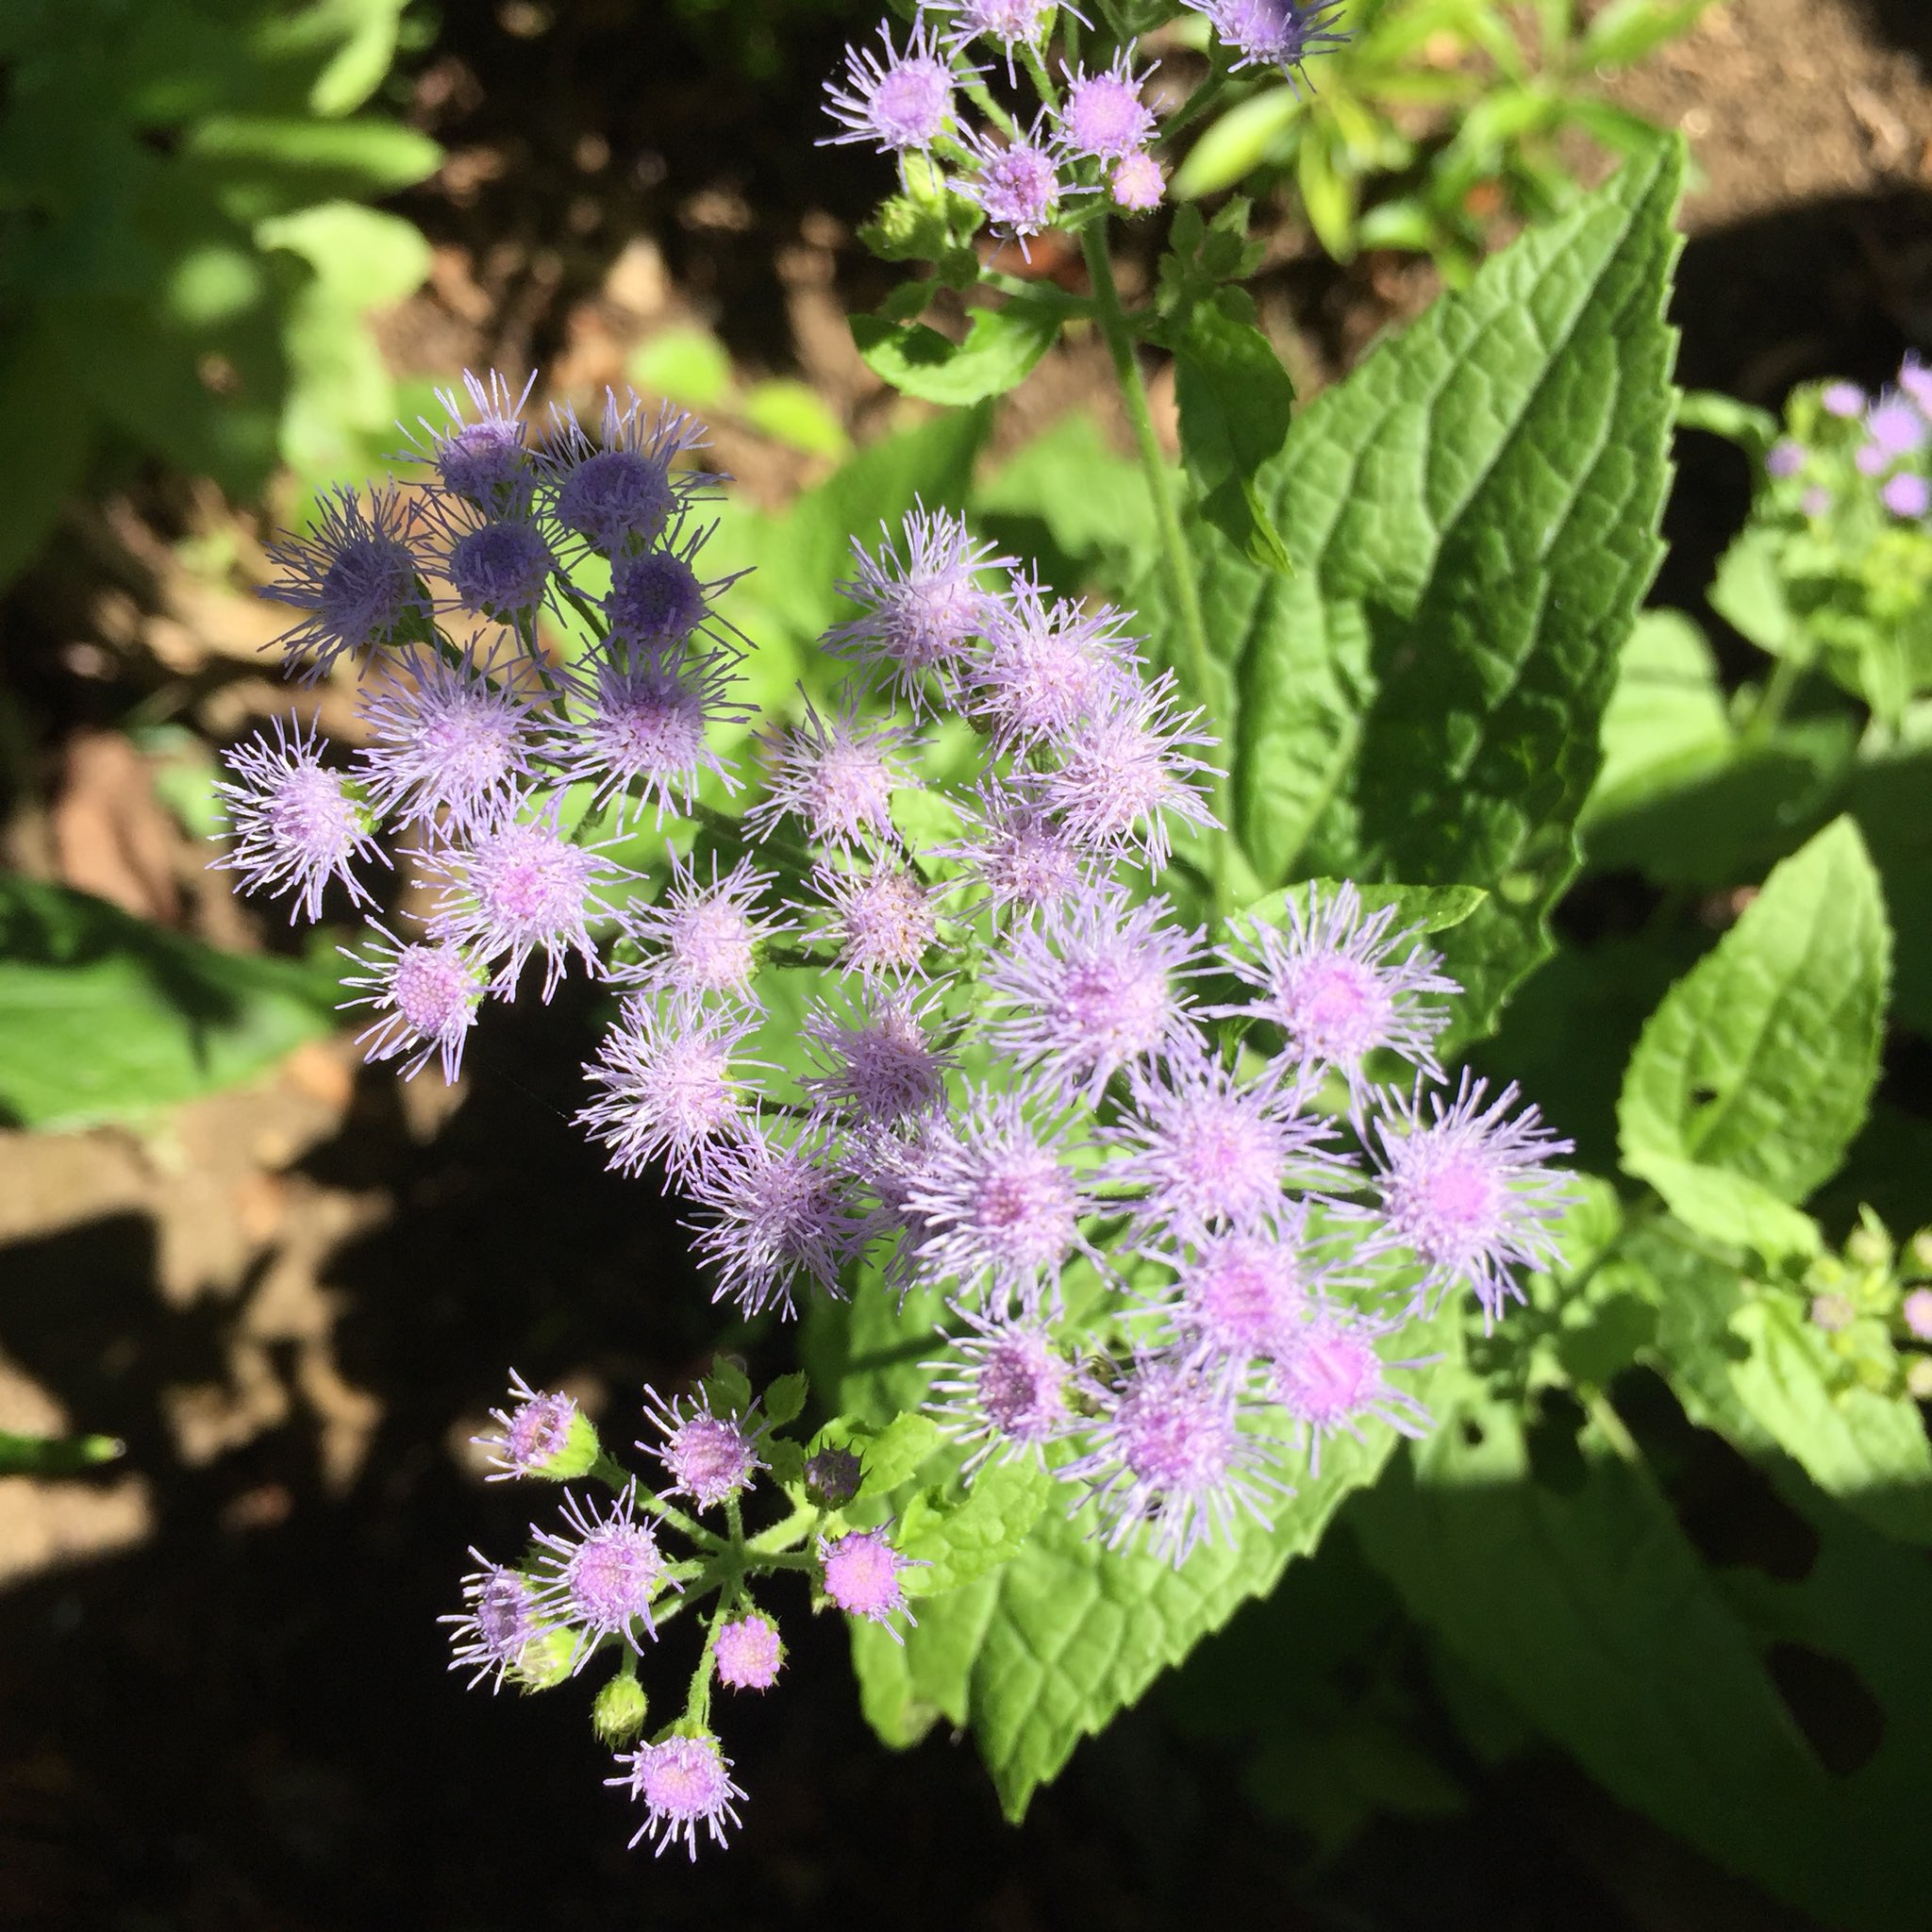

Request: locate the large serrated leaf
(1352, 1366), (1922, 1928)
(1618, 816), (1890, 1203)
(1147, 137), (1682, 1040)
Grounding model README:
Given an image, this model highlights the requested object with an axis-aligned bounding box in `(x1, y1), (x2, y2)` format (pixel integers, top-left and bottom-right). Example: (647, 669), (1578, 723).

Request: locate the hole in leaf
(1689, 1083), (1720, 1108)
(1459, 1419), (1485, 1448)
(1610, 1368), (1820, 1582)
(1766, 1642), (1886, 1775)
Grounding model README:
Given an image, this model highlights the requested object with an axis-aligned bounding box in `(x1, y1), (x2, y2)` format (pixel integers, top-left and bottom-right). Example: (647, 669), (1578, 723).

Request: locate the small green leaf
(627, 325), (734, 410)
(1171, 291), (1295, 570)
(1618, 817), (1891, 1203)
(1234, 879), (1488, 941)
(702, 1357), (755, 1421)
(1171, 85), (1302, 199)
(1581, 609), (1733, 825)
(0, 1430), (125, 1475)
(1709, 526), (1805, 659)
(0, 876), (341, 1130)
(1580, 0), (1717, 69)
(762, 1372), (808, 1430)
(741, 377), (849, 458)
(857, 1412), (941, 1501)
(1675, 387), (1779, 455)
(851, 291), (1074, 407)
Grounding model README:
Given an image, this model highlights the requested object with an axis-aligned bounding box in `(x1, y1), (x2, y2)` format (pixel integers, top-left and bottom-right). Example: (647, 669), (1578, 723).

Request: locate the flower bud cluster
(444, 1365), (924, 1857)
(1768, 358), (1932, 525)
(1803, 1209), (1932, 1401)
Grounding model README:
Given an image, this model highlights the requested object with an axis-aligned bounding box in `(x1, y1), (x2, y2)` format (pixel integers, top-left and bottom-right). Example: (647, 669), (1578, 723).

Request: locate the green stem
(1160, 65), (1233, 144)
(746, 1502), (818, 1557)
(1739, 653), (1802, 751)
(1077, 224), (1212, 703)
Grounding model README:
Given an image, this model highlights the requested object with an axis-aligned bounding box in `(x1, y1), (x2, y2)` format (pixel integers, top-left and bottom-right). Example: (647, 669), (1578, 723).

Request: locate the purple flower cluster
(220, 377), (750, 1078)
(822, 8), (1185, 234)
(1771, 357), (1932, 525)
(575, 496), (1574, 1569)
(446, 1366), (927, 1857)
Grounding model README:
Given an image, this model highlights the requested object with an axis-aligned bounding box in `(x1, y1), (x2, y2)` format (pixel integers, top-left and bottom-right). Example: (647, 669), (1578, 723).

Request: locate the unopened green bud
(591, 1673), (649, 1745)
(1906, 1357), (1932, 1401)
(1907, 1229), (1932, 1276)
(510, 1625), (578, 1693)
(1845, 1212), (1892, 1271)
(1852, 1353), (1895, 1395)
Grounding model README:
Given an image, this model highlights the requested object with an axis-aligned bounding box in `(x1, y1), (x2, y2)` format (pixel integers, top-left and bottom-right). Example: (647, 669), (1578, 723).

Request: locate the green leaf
(0, 320), (92, 593)
(1675, 386), (1778, 456)
(0, 876), (341, 1130)
(1235, 878), (1488, 941)
(0, 1430), (125, 1475)
(896, 1457), (1053, 1594)
(1581, 608), (1733, 824)
(1579, 0), (1717, 69)
(1352, 1368), (1919, 1928)
(1171, 85), (1302, 199)
(762, 1372), (808, 1430)
(1618, 817), (1891, 1203)
(1149, 137), (1682, 1041)
(626, 325), (734, 410)
(1725, 1294), (1932, 1545)
(856, 1412), (941, 1501)
(975, 409), (1156, 587)
(741, 377), (850, 459)
(851, 291), (1074, 407)
(1171, 291), (1296, 570)
(1709, 525), (1804, 659)
(1624, 1153), (1822, 1261)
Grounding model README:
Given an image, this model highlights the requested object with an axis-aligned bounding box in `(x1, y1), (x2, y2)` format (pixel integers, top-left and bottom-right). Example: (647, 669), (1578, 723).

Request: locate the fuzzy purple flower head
(642, 1387), (765, 1509)
(475, 1371), (601, 1480)
(1904, 1288), (1932, 1341)
(1111, 150), (1166, 212)
(341, 925), (487, 1082)
(1882, 473), (1930, 520)
(928, 1295), (1074, 1470)
(611, 1734), (744, 1858)
(714, 1612), (785, 1690)
(1190, 0), (1351, 81)
(959, 119), (1068, 254)
(1058, 55), (1158, 160)
(820, 1527), (922, 1639)
(443, 1557), (549, 1690)
(823, 17), (959, 155)
(532, 1484), (677, 1659)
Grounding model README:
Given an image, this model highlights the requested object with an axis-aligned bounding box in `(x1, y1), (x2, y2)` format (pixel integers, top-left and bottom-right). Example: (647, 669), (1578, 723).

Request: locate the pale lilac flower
(1058, 54), (1157, 160)
(746, 691), (919, 850)
(1064, 1352), (1284, 1563)
(714, 1611), (784, 1690)
(1821, 380), (1865, 419)
(981, 886), (1205, 1101)
(543, 391), (713, 557)
(1162, 1227), (1309, 1362)
(641, 1386), (765, 1508)
(1803, 486), (1832, 518)
(803, 987), (954, 1124)
(548, 645), (748, 824)
(927, 1293), (1074, 1471)
(610, 1733), (743, 1859)
(1271, 1304), (1430, 1474)
(936, 0), (1080, 83)
(1110, 151), (1165, 212)
(620, 852), (784, 1003)
(816, 859), (941, 978)
(474, 1370), (599, 1480)
(579, 996), (760, 1181)
(847, 1122), (951, 1301)
(687, 1124), (864, 1317)
(341, 924), (487, 1081)
(214, 717), (385, 923)
(1899, 355), (1932, 420)
(442, 1556), (549, 1690)
(531, 1483), (676, 1662)
(968, 574), (1140, 748)
(902, 1087), (1091, 1294)
(825, 506), (1012, 709)
(1029, 672), (1220, 866)
(1188, 0), (1351, 83)
(1104, 1042), (1344, 1239)
(1903, 1288), (1932, 1340)
(425, 804), (625, 1000)
(1857, 441), (1889, 478)
(1216, 883), (1457, 1108)
(356, 643), (544, 834)
(1882, 473), (1930, 519)
(1765, 438), (1806, 479)
(261, 485), (430, 679)
(958, 117), (1070, 255)
(940, 781), (1092, 918)
(820, 1527), (921, 1640)
(1867, 394), (1925, 457)
(1370, 1072), (1574, 1323)
(409, 370), (538, 512)
(821, 16), (960, 155)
